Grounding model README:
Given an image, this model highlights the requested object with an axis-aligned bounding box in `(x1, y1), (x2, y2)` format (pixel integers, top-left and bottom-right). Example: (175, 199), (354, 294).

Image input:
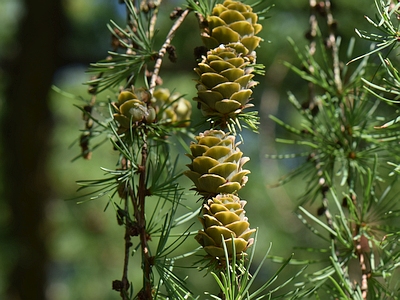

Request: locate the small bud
(145, 106), (156, 123)
(112, 280), (123, 292)
(317, 206), (326, 216)
(170, 7), (184, 20)
(129, 106), (145, 122)
(166, 45), (177, 63)
(194, 46), (208, 60)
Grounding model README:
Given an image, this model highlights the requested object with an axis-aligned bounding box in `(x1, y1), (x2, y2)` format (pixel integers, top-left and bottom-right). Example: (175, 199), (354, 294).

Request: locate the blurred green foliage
(0, 0), (381, 299)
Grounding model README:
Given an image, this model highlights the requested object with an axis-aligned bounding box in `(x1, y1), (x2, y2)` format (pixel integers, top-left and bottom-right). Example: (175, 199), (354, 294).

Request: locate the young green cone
(195, 193), (256, 259)
(152, 88), (192, 127)
(184, 130), (250, 198)
(113, 90), (156, 131)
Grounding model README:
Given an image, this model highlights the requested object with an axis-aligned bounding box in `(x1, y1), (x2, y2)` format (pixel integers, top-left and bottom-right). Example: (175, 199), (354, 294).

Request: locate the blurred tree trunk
(2, 0), (66, 299)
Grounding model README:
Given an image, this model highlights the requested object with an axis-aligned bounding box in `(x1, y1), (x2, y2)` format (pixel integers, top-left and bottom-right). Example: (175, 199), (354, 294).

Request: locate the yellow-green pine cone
(113, 90), (148, 130)
(194, 46), (257, 120)
(202, 0), (262, 61)
(195, 193), (256, 259)
(184, 130), (250, 198)
(152, 88), (192, 127)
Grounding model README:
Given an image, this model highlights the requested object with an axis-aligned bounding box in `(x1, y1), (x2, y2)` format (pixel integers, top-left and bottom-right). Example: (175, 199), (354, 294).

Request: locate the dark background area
(0, 0), (377, 299)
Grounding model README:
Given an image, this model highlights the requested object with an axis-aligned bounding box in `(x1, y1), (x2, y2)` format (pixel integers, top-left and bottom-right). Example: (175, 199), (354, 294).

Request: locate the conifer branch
(307, 0), (318, 109)
(145, 0), (162, 38)
(121, 200), (132, 300)
(268, 1), (400, 297)
(325, 0), (342, 94)
(137, 141), (153, 299)
(356, 241), (369, 300)
(149, 8), (190, 93)
(115, 157), (132, 300)
(307, 0), (336, 243)
(68, 0), (400, 298)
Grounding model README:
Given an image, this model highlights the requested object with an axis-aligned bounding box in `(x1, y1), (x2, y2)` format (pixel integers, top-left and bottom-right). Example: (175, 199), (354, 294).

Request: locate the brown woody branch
(307, 1), (335, 233)
(121, 138), (151, 299)
(137, 142), (153, 299)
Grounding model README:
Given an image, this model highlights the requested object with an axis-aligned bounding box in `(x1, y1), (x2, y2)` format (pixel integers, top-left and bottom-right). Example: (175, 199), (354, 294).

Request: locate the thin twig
(325, 0), (343, 93)
(307, 0), (318, 110)
(137, 140), (152, 299)
(314, 157), (335, 235)
(348, 165), (370, 299)
(357, 248), (369, 300)
(120, 158), (132, 300)
(351, 190), (369, 300)
(353, 208), (369, 300)
(307, 1), (335, 233)
(149, 0), (162, 38)
(121, 199), (132, 300)
(149, 8), (190, 93)
(309, 0), (318, 57)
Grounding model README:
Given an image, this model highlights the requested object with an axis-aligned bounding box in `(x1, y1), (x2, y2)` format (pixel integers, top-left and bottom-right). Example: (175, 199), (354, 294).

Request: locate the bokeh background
(0, 0), (377, 299)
